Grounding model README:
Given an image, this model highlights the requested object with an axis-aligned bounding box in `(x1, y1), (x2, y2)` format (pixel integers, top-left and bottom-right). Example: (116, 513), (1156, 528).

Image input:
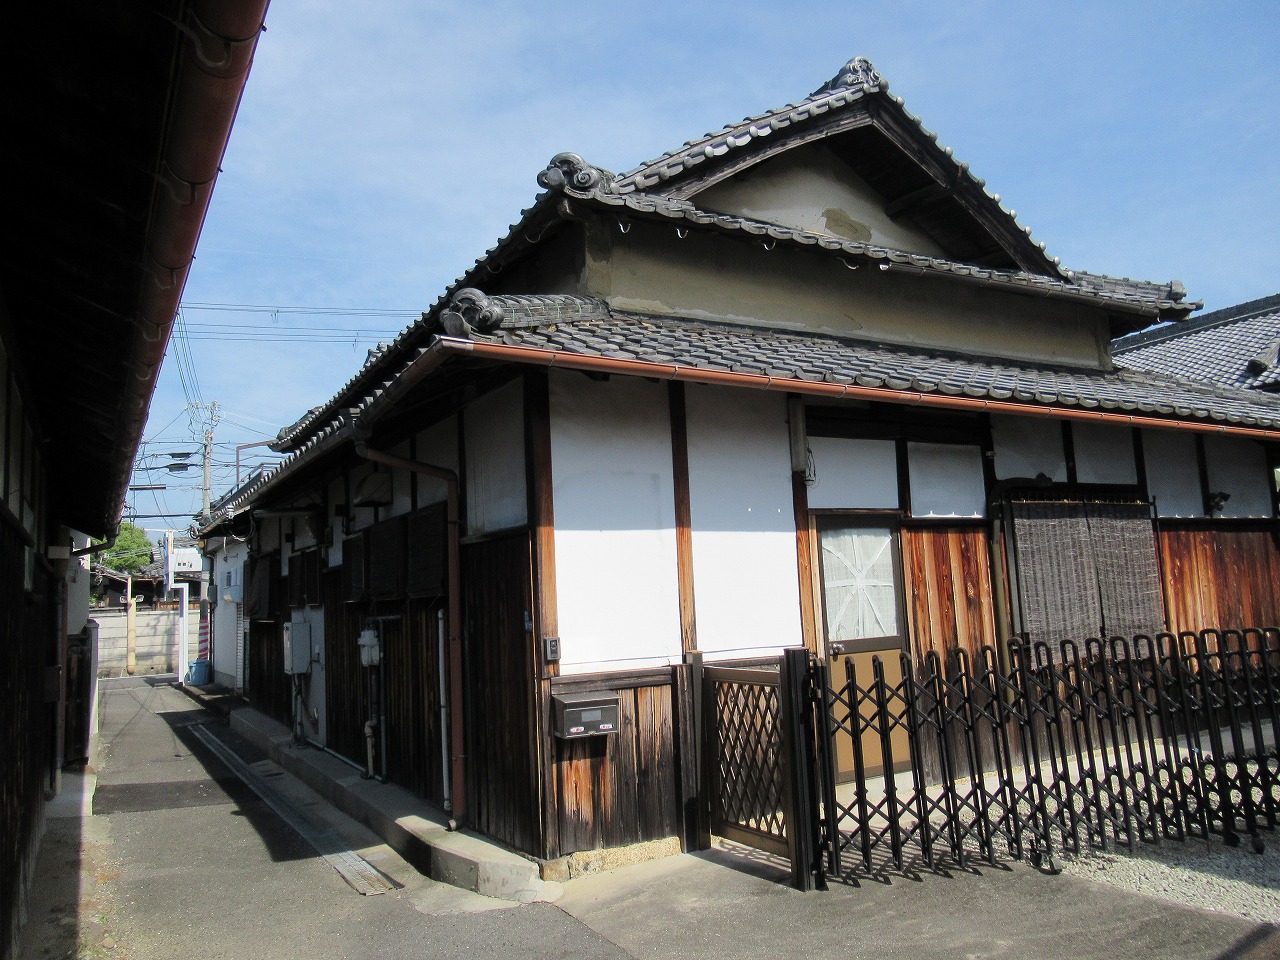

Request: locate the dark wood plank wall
(550, 675), (682, 856)
(323, 571), (369, 766)
(1, 515), (53, 953)
(462, 531), (541, 856)
(1158, 523), (1280, 633)
(246, 618), (291, 726)
(901, 524), (998, 664)
(382, 597), (444, 801)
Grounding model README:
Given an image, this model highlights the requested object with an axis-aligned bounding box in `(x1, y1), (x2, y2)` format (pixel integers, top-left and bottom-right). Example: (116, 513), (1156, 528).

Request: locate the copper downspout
(355, 444), (466, 826)
(438, 338), (1280, 442)
(111, 0), (270, 529)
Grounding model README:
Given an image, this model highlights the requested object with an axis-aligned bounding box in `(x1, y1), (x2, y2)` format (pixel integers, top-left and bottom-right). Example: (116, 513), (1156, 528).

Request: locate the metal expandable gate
(816, 629), (1280, 881)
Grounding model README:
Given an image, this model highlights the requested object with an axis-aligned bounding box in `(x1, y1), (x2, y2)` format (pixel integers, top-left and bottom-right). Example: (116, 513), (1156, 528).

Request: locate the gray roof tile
(1115, 294), (1280, 392)
(453, 298), (1280, 432)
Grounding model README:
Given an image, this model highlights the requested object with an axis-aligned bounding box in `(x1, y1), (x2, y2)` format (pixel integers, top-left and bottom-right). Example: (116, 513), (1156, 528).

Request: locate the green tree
(101, 521), (155, 573)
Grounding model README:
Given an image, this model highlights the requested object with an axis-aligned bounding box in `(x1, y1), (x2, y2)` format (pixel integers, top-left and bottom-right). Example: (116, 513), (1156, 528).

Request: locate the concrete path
(16, 678), (1280, 960)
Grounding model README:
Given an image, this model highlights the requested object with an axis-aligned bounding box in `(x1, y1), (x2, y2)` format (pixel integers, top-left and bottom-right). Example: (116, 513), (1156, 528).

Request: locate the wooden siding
(462, 532), (541, 856)
(323, 571), (369, 765)
(246, 618), (291, 726)
(901, 524), (998, 664)
(1, 514), (53, 953)
(1158, 523), (1280, 633)
(382, 598), (444, 800)
(550, 675), (683, 856)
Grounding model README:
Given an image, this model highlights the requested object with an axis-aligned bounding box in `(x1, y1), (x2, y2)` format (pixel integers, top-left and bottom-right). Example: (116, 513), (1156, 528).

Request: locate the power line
(180, 301), (419, 317)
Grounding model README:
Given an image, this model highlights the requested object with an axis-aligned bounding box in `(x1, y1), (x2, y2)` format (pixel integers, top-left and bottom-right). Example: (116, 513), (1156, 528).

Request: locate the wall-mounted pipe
(356, 444), (466, 826)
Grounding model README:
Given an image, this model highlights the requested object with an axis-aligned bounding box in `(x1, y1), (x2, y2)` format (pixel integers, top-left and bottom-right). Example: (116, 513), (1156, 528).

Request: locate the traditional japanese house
(209, 57), (1280, 867)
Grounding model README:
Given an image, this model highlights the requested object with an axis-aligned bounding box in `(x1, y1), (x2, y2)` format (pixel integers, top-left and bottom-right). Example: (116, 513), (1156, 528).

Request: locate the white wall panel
(414, 416), (458, 507)
(991, 415), (1067, 481)
(464, 379), (527, 535)
(388, 439), (413, 517)
(1143, 429), (1203, 517)
(551, 372), (682, 673)
(686, 385), (802, 658)
(1073, 423), (1137, 485)
(908, 443), (985, 517)
(806, 437), (898, 509)
(327, 476), (345, 566)
(1205, 435), (1273, 518)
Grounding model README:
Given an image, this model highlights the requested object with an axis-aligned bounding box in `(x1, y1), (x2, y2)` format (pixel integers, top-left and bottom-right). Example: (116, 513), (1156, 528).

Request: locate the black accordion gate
(814, 629), (1280, 881)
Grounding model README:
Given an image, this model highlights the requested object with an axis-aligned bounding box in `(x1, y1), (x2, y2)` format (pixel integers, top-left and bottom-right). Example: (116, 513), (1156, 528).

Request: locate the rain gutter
(436, 337), (1280, 442)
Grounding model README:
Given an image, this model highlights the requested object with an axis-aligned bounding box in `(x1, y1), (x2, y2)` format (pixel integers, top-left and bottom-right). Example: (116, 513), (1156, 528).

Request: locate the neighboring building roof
(2, 3), (268, 537)
(270, 57), (1197, 456)
(230, 291), (1280, 520)
(1115, 294), (1280, 392)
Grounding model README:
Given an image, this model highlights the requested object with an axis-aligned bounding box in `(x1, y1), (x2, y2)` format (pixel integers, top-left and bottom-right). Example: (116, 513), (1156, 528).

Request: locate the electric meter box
(282, 621), (312, 674)
(551, 690), (619, 739)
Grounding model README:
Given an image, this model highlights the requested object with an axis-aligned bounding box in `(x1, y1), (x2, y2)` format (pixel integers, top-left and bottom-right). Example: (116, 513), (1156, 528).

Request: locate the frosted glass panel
(1073, 422), (1137, 485)
(991, 415), (1066, 481)
(1204, 435), (1273, 518)
(820, 526), (898, 641)
(806, 437), (898, 509)
(908, 443), (985, 517)
(1143, 429), (1203, 517)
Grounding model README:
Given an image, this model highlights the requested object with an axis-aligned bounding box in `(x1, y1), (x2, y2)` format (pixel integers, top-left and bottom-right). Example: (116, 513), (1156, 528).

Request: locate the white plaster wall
(1143, 429), (1203, 517)
(388, 439), (413, 517)
(1204, 435), (1273, 518)
(257, 516), (280, 553)
(67, 532), (92, 636)
(415, 416), (458, 507)
(465, 380), (527, 535)
(806, 437), (898, 509)
(327, 476), (345, 566)
(550, 372), (683, 673)
(991, 415), (1067, 481)
(1073, 423), (1137, 485)
(693, 143), (948, 258)
(908, 443), (985, 517)
(348, 462), (379, 532)
(686, 385), (803, 659)
(291, 514), (317, 551)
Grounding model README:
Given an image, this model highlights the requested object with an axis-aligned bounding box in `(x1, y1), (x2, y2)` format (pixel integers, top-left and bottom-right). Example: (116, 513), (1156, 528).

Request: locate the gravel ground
(1060, 836), (1280, 924)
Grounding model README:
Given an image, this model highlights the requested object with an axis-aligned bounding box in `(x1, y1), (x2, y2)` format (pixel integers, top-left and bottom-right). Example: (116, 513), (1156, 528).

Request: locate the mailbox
(552, 690), (619, 739)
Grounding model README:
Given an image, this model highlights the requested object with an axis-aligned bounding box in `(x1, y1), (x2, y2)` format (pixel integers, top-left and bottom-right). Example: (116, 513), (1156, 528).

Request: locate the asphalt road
(16, 678), (1280, 960)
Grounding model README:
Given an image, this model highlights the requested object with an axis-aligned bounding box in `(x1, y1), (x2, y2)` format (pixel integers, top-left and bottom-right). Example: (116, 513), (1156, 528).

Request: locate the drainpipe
(356, 443), (465, 826)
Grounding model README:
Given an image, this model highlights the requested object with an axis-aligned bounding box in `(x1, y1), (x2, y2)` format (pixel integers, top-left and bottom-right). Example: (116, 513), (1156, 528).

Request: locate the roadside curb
(175, 685), (554, 904)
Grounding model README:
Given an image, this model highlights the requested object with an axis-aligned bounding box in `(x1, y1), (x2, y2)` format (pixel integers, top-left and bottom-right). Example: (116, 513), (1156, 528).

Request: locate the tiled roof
(270, 56), (1200, 457)
(461, 298), (1280, 430)
(229, 292), (1280, 520)
(1115, 294), (1280, 392)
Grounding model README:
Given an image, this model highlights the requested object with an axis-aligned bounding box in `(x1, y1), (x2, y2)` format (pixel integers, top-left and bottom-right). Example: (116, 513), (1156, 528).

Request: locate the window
(817, 523), (903, 651)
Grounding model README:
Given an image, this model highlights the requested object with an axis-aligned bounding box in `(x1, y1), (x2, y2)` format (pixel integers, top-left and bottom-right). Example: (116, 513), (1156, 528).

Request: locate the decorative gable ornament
(813, 56), (884, 95)
(440, 288), (504, 338)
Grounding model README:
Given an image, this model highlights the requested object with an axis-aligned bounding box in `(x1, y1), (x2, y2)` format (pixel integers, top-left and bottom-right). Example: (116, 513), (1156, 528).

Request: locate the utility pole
(201, 401), (220, 523)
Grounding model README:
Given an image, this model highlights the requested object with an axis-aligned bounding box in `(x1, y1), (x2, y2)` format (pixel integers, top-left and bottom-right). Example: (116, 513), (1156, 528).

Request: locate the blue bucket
(187, 659), (211, 686)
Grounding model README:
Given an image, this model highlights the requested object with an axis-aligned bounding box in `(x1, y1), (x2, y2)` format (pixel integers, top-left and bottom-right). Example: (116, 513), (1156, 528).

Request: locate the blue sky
(130, 0), (1280, 530)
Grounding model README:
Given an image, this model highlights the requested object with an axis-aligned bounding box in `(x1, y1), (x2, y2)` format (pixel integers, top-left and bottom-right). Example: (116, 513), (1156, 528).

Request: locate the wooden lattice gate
(699, 648), (826, 889)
